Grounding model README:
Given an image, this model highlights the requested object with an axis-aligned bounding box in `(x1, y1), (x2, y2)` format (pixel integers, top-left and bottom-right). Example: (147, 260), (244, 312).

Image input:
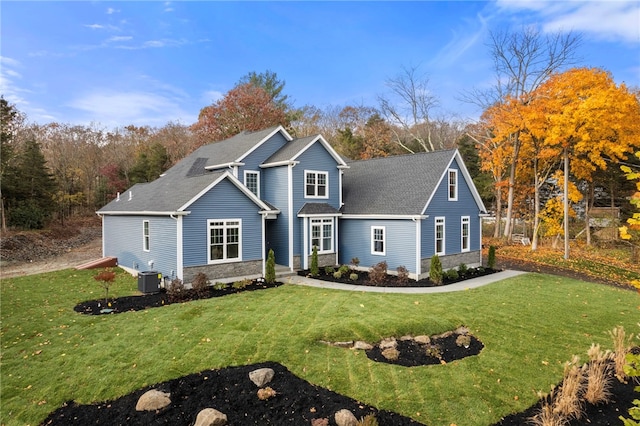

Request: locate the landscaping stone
(194, 408), (227, 426)
(135, 389), (171, 411)
(414, 335), (431, 344)
(353, 340), (373, 350)
(379, 337), (397, 349)
(249, 367), (274, 387)
(335, 408), (358, 426)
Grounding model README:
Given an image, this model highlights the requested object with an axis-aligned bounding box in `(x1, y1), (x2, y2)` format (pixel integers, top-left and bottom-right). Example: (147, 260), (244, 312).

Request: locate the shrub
(232, 279), (252, 289)
(338, 265), (350, 275)
(458, 263), (469, 275)
(167, 278), (186, 302)
(310, 246), (319, 276)
(213, 282), (228, 291)
(396, 265), (409, 284)
(349, 273), (359, 281)
(333, 271), (342, 279)
(265, 248), (276, 284)
(620, 351), (640, 424)
(429, 254), (443, 285)
(487, 245), (496, 269)
(445, 269), (459, 280)
(324, 266), (335, 275)
(367, 261), (388, 286)
(192, 272), (209, 297)
(350, 257), (360, 267)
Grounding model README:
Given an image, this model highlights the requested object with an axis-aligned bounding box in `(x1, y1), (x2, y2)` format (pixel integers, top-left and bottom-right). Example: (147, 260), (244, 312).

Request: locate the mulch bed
(40, 361), (422, 425)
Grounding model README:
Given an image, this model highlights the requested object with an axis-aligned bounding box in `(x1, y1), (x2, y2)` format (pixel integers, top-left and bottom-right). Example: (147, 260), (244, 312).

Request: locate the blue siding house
(98, 126), (487, 283)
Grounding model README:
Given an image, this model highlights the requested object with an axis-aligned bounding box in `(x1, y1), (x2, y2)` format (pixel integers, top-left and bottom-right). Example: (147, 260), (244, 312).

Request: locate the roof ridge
(347, 149), (456, 164)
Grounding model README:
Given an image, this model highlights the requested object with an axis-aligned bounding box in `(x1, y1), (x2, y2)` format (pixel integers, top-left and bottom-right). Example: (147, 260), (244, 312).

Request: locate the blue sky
(1, 1), (639, 128)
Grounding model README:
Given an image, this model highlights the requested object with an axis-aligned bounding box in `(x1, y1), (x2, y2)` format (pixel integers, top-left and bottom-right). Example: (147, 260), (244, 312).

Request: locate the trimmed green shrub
(324, 266), (335, 275)
(333, 271), (342, 279)
(429, 254), (443, 285)
(445, 269), (459, 280)
(458, 263), (469, 275)
(349, 273), (359, 281)
(310, 246), (319, 276)
(338, 265), (350, 275)
(265, 248), (276, 284)
(487, 245), (496, 269)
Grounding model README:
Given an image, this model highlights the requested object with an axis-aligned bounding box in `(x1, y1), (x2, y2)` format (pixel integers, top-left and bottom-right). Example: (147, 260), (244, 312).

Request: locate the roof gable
(341, 150), (486, 216)
(262, 134), (348, 167)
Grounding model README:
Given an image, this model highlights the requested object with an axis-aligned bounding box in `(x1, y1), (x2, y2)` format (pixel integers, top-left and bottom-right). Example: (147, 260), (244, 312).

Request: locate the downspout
(261, 212), (266, 277)
(170, 214), (183, 280)
(413, 216), (421, 280)
(288, 164), (294, 271)
(334, 217), (339, 266)
(302, 216), (308, 270)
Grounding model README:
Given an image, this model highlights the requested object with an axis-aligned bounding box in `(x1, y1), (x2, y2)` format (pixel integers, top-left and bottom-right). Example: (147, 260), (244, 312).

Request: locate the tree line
(2, 28), (639, 260)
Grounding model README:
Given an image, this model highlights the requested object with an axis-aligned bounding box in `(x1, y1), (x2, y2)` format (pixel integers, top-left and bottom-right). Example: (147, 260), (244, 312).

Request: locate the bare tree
(377, 65), (441, 153)
(470, 27), (581, 239)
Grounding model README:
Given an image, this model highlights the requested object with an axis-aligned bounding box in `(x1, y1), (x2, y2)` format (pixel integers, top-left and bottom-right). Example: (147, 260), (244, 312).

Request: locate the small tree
(310, 245), (319, 277)
(429, 254), (443, 285)
(620, 151), (640, 268)
(94, 268), (116, 305)
(265, 249), (276, 284)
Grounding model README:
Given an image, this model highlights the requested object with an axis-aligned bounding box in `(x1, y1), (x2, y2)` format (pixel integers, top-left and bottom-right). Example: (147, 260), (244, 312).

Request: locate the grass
(1, 268), (639, 426)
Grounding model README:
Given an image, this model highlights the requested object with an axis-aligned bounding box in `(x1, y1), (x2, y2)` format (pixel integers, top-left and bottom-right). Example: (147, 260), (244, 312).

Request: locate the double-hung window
(435, 217), (445, 255)
(461, 216), (470, 252)
(448, 169), (458, 201)
(209, 219), (241, 262)
(311, 218), (333, 253)
(305, 171), (328, 198)
(371, 226), (385, 255)
(143, 220), (150, 252)
(244, 171), (260, 197)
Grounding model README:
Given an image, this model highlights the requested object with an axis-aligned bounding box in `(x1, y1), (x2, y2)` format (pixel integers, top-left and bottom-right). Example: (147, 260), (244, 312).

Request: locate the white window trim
(448, 169), (458, 201)
(461, 216), (470, 253)
(244, 170), (260, 197)
(207, 219), (242, 264)
(304, 170), (329, 199)
(143, 220), (150, 252)
(435, 217), (445, 256)
(371, 226), (386, 255)
(310, 217), (334, 254)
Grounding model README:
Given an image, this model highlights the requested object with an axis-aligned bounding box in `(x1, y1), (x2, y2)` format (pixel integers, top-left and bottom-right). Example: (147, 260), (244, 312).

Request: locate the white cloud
(106, 8), (120, 15)
(107, 36), (133, 43)
(430, 13), (489, 67)
(67, 91), (196, 127)
(164, 1), (174, 12)
(495, 0), (640, 44)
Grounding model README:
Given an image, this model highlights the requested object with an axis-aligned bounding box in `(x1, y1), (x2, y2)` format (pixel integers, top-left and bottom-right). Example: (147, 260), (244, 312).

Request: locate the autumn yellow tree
(530, 67), (640, 258)
(619, 151), (640, 266)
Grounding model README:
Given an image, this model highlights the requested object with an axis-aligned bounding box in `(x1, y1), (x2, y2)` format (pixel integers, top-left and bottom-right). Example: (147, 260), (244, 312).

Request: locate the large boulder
(249, 367), (275, 387)
(135, 389), (171, 411)
(334, 409), (358, 426)
(194, 408), (228, 426)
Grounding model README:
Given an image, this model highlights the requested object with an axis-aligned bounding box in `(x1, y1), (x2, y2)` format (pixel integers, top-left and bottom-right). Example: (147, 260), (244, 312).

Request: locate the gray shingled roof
(98, 127), (282, 214)
(298, 203), (341, 215)
(264, 136), (317, 164)
(341, 150), (457, 215)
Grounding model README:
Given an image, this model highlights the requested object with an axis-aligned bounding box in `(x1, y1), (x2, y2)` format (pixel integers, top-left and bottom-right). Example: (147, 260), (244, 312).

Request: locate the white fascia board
(297, 212), (343, 218)
(290, 135), (348, 167)
(340, 214), (427, 220)
(205, 161), (245, 171)
(98, 211), (190, 216)
(237, 125), (293, 163)
(260, 160), (299, 168)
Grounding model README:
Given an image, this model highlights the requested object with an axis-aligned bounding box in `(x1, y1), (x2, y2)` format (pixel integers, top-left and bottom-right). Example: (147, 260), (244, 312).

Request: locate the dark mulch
(39, 361), (422, 426)
(297, 266), (501, 287)
(74, 281), (284, 315)
(493, 352), (640, 426)
(366, 333), (484, 367)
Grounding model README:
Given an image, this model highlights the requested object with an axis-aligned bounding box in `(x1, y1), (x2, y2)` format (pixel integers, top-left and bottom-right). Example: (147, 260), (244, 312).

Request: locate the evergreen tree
(8, 138), (57, 229)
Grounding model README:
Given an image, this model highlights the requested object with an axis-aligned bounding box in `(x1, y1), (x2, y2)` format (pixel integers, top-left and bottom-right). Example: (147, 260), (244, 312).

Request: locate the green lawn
(1, 268), (638, 426)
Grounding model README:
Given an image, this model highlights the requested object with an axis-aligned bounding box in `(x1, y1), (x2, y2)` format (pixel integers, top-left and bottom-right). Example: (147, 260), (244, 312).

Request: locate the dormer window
(448, 169), (458, 201)
(305, 171), (328, 199)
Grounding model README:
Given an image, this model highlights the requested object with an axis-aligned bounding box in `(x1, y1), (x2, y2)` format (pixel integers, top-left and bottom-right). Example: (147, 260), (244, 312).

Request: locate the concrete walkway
(285, 269), (528, 293)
